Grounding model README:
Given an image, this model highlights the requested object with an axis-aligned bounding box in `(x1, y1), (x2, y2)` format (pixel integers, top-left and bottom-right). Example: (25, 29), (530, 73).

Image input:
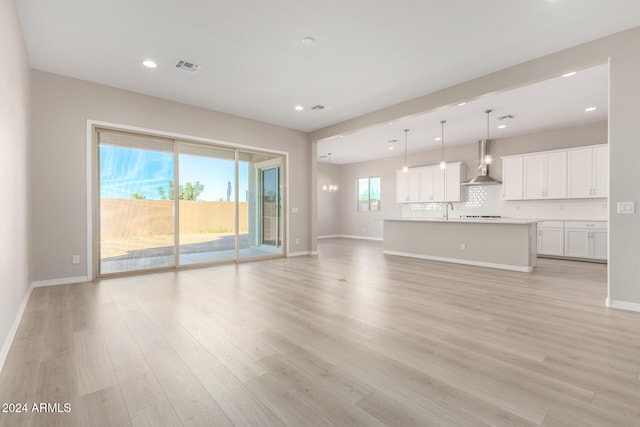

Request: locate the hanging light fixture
(322, 153), (338, 192)
(484, 109), (493, 165)
(439, 120), (447, 169)
(402, 129), (410, 173)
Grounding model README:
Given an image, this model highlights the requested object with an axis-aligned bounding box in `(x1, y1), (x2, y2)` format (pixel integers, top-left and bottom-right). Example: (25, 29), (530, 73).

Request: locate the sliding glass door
(97, 132), (175, 274)
(96, 128), (285, 276)
(177, 144), (237, 266)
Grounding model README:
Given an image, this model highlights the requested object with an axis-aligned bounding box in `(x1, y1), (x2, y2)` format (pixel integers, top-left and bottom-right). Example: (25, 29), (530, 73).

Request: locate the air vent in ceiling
(497, 114), (515, 121)
(311, 104), (328, 111)
(174, 60), (201, 73)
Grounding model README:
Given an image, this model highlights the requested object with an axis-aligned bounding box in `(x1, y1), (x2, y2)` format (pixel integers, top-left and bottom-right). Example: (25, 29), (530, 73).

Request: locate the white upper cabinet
(419, 166), (439, 202)
(396, 162), (463, 203)
(593, 146), (608, 198)
(544, 151), (568, 199)
(502, 144), (606, 201)
(523, 151), (567, 199)
(502, 156), (524, 200)
(396, 168), (421, 203)
(523, 154), (545, 199)
(444, 162), (463, 202)
(433, 167), (446, 202)
(567, 144), (608, 198)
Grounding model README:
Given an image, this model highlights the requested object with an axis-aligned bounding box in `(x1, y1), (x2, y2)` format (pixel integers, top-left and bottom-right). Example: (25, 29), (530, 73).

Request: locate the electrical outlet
(72, 255), (80, 264)
(460, 243), (466, 250)
(295, 238), (300, 245)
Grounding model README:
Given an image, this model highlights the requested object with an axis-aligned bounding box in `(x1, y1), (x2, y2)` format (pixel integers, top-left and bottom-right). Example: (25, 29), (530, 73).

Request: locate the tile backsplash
(402, 184), (608, 221)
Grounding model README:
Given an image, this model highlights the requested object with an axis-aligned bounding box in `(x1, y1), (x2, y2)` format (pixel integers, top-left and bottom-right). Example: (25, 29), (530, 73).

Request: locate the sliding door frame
(88, 120), (288, 279)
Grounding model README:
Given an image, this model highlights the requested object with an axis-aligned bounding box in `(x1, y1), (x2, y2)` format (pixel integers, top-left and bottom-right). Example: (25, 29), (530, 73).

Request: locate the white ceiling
(319, 63), (609, 164)
(16, 1), (640, 135)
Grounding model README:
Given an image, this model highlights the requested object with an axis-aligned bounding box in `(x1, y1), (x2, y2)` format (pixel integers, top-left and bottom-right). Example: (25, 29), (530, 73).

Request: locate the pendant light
(322, 153), (338, 192)
(484, 109), (493, 165)
(439, 120), (447, 169)
(402, 129), (410, 173)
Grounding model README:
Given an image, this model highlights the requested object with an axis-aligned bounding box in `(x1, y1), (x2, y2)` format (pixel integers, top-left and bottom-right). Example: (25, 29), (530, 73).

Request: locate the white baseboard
(606, 299), (640, 313)
(319, 235), (383, 242)
(287, 251), (311, 257)
(0, 285), (33, 374)
(341, 235), (384, 241)
(383, 250), (534, 273)
(32, 275), (90, 288)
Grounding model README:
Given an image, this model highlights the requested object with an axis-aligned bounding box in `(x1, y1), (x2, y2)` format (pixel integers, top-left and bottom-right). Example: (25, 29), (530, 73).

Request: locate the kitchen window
(357, 177), (381, 211)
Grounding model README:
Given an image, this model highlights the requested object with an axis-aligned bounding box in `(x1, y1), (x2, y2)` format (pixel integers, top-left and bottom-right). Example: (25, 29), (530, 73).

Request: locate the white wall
(609, 37), (640, 307)
(0, 0), (32, 369)
(30, 71), (311, 282)
(312, 26), (640, 309)
(317, 161), (341, 237)
(334, 157), (402, 240)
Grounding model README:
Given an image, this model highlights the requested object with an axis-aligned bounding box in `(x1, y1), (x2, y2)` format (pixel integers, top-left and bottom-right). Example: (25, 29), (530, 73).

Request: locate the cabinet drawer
(538, 220), (564, 228)
(564, 221), (607, 229)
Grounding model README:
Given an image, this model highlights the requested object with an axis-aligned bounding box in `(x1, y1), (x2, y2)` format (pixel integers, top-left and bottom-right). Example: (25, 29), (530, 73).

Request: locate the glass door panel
(98, 131), (174, 274)
(262, 168), (279, 246)
(177, 144), (236, 265)
(239, 153), (284, 260)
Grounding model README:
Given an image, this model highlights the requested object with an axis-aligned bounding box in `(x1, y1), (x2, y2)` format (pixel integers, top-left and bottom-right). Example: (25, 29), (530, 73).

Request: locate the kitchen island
(383, 218), (538, 272)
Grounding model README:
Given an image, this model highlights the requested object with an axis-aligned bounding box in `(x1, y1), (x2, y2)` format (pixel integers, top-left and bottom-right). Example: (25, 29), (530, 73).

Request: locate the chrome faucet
(444, 202), (454, 220)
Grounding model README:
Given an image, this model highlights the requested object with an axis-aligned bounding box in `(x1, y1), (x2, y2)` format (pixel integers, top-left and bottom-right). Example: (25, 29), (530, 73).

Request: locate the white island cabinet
(383, 218), (538, 272)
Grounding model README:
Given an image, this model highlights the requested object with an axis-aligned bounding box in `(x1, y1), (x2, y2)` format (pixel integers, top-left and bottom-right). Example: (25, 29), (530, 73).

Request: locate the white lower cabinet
(563, 221), (608, 261)
(537, 221), (564, 256)
(537, 220), (607, 261)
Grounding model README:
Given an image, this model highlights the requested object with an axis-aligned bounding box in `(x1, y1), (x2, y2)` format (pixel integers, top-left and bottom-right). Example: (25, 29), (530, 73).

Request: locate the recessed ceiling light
(458, 102), (466, 106)
(142, 60), (157, 68)
(301, 37), (315, 45)
(294, 105), (304, 111)
(388, 146), (395, 150)
(497, 124), (507, 129)
(562, 71), (577, 77)
(585, 106), (597, 112)
(434, 137), (441, 141)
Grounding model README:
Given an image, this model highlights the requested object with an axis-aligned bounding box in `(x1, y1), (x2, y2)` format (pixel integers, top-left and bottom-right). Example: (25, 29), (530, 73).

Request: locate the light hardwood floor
(1, 238), (639, 426)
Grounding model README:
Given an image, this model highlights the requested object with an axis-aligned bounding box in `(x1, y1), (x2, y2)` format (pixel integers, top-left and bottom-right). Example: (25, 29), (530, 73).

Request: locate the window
(357, 177), (381, 211)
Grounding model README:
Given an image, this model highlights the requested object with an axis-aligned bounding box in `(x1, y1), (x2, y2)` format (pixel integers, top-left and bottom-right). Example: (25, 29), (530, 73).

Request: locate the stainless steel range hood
(462, 109), (502, 186)
(462, 138), (502, 186)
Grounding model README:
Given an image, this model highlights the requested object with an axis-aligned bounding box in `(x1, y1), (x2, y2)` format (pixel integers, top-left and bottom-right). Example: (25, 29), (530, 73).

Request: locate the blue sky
(100, 146), (249, 201)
